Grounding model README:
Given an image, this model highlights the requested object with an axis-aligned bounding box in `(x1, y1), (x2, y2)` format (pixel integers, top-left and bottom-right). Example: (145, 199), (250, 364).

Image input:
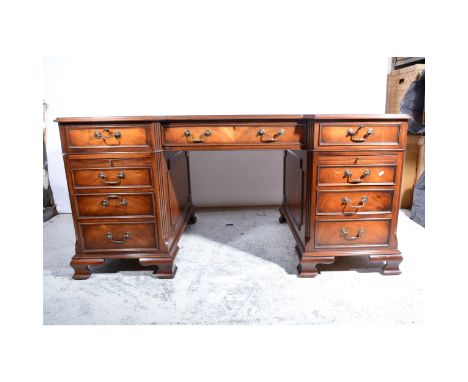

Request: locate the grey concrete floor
(43, 208), (424, 324)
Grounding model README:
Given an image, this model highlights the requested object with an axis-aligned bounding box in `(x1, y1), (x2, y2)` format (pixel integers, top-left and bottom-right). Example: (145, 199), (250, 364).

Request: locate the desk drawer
(164, 124), (235, 145)
(72, 167), (153, 189)
(63, 124), (152, 151)
(68, 155), (154, 189)
(235, 123), (303, 145)
(78, 221), (158, 252)
(317, 154), (397, 187)
(75, 193), (155, 218)
(315, 219), (391, 248)
(318, 165), (396, 186)
(318, 122), (402, 148)
(316, 190), (394, 215)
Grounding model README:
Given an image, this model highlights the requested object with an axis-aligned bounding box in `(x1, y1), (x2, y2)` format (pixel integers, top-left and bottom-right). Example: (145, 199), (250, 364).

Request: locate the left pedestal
(58, 120), (194, 280)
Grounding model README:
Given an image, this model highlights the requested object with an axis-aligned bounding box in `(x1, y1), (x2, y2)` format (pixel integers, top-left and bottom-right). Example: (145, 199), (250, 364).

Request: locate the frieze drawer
(317, 122), (403, 148)
(62, 124), (153, 152)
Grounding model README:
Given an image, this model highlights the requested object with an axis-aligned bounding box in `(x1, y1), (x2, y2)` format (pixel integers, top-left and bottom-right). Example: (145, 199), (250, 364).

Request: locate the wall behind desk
(44, 57), (388, 212)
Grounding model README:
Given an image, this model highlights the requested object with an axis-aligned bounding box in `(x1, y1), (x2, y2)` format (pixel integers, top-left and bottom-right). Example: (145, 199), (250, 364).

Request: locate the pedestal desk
(56, 114), (409, 279)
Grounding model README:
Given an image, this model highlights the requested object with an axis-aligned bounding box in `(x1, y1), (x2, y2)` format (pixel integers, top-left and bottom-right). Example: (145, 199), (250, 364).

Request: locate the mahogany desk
(56, 114), (409, 279)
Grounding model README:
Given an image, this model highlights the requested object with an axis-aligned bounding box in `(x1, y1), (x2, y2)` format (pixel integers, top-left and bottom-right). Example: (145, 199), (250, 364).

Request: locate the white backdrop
(44, 57), (389, 212)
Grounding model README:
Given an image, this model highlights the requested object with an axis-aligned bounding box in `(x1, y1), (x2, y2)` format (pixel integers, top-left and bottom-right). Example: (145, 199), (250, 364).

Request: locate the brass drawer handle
(101, 195), (128, 207)
(343, 169), (371, 184)
(106, 232), (132, 244)
(340, 227), (365, 241)
(342, 196), (368, 209)
(184, 129), (212, 143)
(347, 126), (374, 142)
(98, 171), (125, 185)
(94, 128), (122, 145)
(257, 128), (285, 142)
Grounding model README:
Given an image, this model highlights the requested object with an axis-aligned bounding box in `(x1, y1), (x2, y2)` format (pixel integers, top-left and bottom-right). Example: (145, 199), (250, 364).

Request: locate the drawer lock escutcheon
(347, 126), (374, 142)
(257, 128), (285, 143)
(343, 169), (371, 184)
(184, 129), (212, 143)
(94, 128), (122, 145)
(98, 171), (125, 185)
(340, 227), (365, 241)
(101, 195), (128, 207)
(342, 196), (368, 209)
(106, 232), (132, 244)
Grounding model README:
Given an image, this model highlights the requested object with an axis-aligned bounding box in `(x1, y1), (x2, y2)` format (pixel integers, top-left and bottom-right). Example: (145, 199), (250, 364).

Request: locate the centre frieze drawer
(163, 122), (304, 147)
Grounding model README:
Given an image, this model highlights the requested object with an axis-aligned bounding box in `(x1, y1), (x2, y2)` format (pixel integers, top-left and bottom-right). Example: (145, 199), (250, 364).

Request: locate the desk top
(55, 114), (410, 123)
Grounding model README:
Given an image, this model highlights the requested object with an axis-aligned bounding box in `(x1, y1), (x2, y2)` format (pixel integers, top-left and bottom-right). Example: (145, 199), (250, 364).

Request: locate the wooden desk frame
(56, 114), (408, 279)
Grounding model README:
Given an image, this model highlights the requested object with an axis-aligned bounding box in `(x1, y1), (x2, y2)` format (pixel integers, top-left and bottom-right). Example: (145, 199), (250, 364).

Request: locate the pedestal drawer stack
(297, 116), (408, 277)
(58, 121), (161, 279)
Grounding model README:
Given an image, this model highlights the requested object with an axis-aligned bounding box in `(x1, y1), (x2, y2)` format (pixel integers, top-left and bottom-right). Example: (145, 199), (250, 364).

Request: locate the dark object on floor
(187, 214), (197, 224)
(410, 171), (425, 227)
(400, 70), (425, 135)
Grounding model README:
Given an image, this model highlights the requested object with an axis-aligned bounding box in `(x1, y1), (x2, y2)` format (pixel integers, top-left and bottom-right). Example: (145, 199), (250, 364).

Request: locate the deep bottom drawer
(315, 219), (391, 248)
(78, 221), (158, 252)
